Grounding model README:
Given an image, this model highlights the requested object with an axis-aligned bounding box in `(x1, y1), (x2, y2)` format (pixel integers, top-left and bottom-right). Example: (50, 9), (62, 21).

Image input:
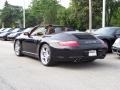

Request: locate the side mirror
(24, 32), (30, 37)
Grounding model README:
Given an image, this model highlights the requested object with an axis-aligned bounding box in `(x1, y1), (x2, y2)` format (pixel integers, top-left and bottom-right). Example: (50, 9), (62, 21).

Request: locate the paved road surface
(0, 41), (120, 90)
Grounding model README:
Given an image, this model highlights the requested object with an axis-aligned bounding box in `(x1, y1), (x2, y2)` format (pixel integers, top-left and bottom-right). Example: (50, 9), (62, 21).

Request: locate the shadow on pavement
(53, 60), (119, 70)
(20, 54), (120, 70)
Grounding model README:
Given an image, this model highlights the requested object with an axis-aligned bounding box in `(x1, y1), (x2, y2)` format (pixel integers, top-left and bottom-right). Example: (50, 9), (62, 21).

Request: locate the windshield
(11, 28), (20, 32)
(0, 28), (5, 31)
(31, 27), (46, 36)
(94, 28), (119, 35)
(3, 28), (11, 32)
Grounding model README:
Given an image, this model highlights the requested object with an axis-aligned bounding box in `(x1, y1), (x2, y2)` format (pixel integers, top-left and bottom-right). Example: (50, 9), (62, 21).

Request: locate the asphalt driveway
(0, 41), (120, 90)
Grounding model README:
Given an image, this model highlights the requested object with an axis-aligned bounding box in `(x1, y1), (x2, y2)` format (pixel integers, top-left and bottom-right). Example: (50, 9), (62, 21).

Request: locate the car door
(22, 27), (46, 55)
(22, 36), (38, 55)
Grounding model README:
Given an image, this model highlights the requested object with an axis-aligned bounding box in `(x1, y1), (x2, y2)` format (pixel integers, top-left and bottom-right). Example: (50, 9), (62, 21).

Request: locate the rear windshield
(73, 34), (96, 40)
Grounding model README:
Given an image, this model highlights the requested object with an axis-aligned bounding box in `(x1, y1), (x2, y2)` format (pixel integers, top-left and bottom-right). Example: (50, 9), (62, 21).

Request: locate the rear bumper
(51, 48), (107, 61)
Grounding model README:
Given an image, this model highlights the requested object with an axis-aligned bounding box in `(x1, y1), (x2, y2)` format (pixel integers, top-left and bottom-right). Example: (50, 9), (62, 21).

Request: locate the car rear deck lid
(73, 34), (96, 40)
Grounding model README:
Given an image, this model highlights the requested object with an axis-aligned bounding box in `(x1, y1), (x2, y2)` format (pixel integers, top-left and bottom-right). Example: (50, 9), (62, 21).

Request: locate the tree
(31, 0), (59, 24)
(1, 0), (120, 29)
(106, 0), (120, 26)
(59, 0), (89, 30)
(1, 1), (22, 27)
(111, 7), (120, 26)
(92, 0), (102, 28)
(59, 0), (120, 30)
(25, 9), (42, 27)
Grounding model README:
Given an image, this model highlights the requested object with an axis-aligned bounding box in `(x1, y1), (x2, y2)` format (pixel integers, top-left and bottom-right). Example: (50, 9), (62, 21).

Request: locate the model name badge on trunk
(89, 50), (97, 56)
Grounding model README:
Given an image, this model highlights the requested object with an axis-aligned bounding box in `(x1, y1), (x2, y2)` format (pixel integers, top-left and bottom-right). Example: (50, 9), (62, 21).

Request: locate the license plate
(89, 50), (97, 56)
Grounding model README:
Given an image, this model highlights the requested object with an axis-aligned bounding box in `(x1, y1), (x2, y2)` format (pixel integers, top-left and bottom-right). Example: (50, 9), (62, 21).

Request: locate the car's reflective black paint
(94, 27), (120, 51)
(14, 26), (107, 66)
(7, 32), (22, 41)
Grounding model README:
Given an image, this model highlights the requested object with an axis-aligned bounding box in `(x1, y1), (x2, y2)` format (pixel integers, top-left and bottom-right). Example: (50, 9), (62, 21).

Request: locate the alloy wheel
(14, 40), (21, 56)
(40, 44), (51, 65)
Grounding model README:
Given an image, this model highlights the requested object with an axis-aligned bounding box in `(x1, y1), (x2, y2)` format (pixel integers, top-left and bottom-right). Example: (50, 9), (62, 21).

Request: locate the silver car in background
(112, 38), (120, 56)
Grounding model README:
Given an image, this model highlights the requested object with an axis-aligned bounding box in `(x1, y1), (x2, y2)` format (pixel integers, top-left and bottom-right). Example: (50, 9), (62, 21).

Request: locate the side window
(31, 28), (46, 36)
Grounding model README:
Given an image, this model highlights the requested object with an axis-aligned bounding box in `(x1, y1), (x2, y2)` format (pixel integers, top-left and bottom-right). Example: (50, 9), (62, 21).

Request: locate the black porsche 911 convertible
(14, 26), (108, 66)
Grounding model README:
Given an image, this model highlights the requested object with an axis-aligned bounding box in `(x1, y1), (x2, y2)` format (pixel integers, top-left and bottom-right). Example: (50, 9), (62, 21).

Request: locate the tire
(14, 40), (22, 56)
(40, 44), (54, 66)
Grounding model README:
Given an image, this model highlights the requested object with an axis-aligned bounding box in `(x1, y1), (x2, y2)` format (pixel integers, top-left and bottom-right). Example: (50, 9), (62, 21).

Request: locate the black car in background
(0, 28), (5, 32)
(14, 26), (107, 66)
(0, 28), (12, 34)
(94, 27), (120, 51)
(7, 28), (33, 41)
(0, 28), (21, 40)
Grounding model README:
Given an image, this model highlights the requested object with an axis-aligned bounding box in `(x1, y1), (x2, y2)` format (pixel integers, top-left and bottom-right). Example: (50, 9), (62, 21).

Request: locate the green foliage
(25, 9), (42, 27)
(0, 0), (120, 29)
(31, 0), (59, 24)
(106, 0), (120, 26)
(111, 7), (120, 26)
(58, 0), (89, 30)
(1, 1), (22, 27)
(92, 0), (102, 28)
(58, 0), (120, 30)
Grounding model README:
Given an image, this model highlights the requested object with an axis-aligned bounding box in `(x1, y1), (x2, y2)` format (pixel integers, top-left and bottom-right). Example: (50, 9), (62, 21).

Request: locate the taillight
(59, 41), (80, 47)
